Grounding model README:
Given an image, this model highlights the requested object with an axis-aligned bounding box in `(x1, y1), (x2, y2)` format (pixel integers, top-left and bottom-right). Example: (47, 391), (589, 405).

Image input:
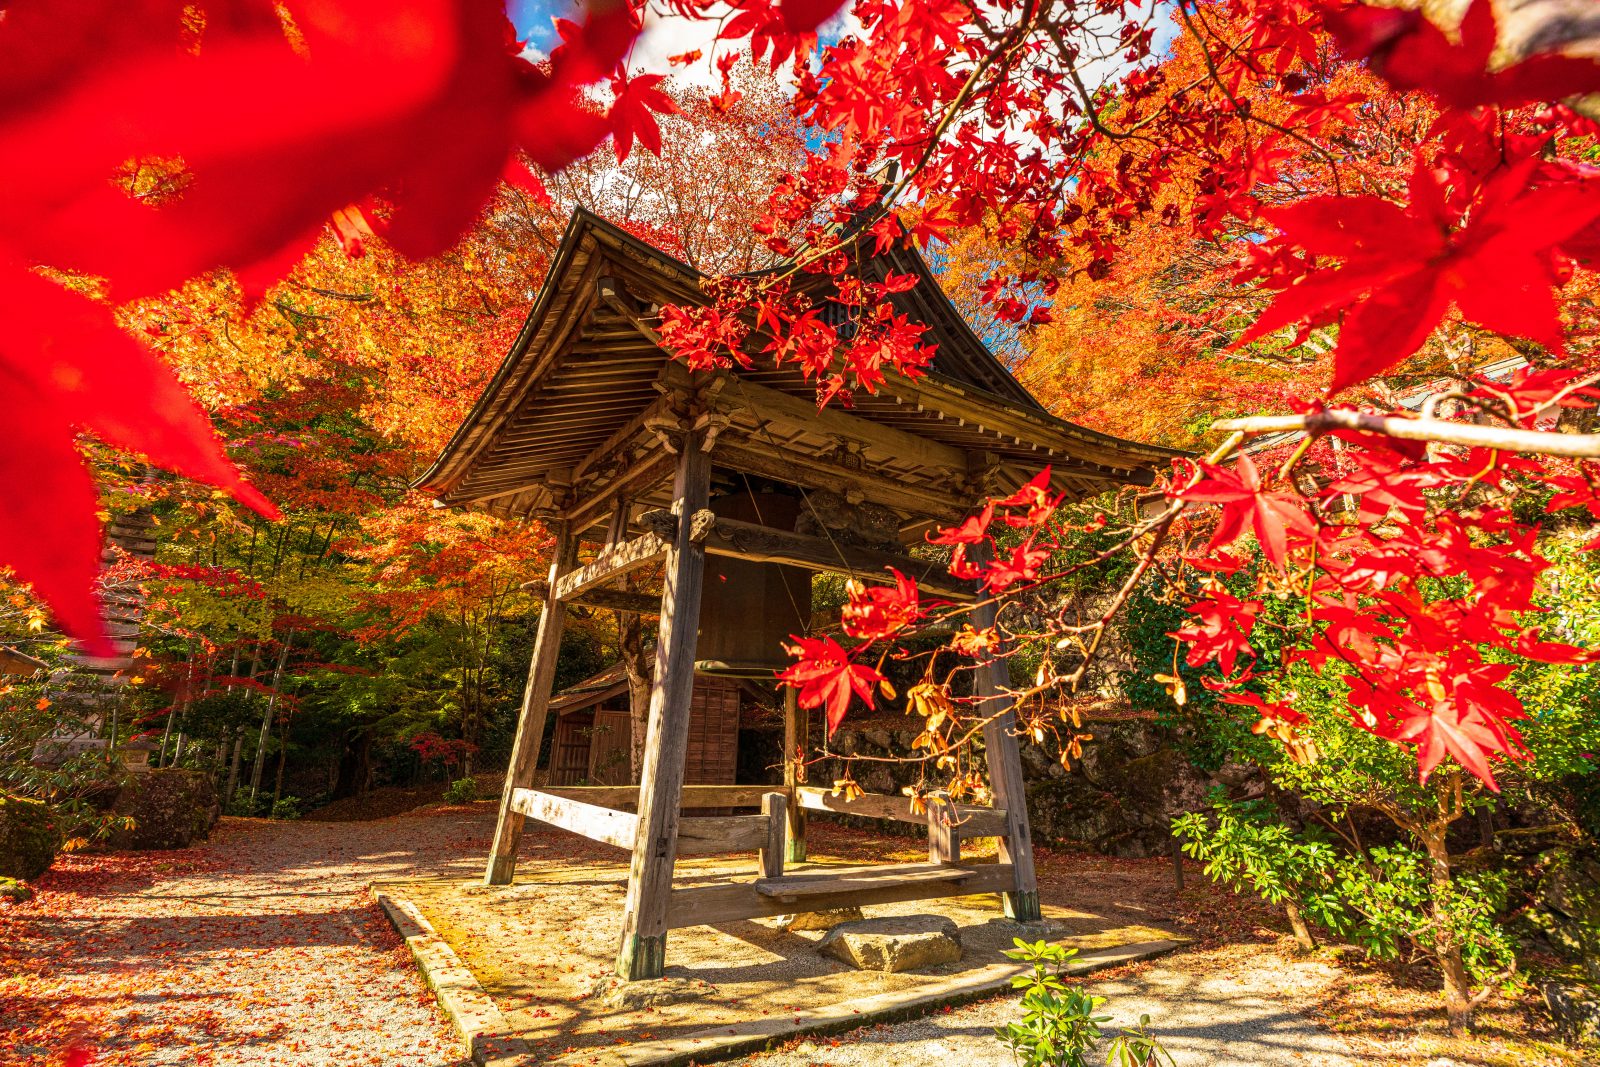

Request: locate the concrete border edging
(373, 887), (533, 1067)
(550, 938), (1187, 1067)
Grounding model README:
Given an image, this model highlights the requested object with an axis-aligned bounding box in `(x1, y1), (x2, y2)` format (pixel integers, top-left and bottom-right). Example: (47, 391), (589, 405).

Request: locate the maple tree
(1, 0), (1599, 1030)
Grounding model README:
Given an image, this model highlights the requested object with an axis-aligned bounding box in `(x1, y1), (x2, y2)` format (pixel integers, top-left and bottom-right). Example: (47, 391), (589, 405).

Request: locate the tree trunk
(1285, 900), (1317, 952)
(1418, 821), (1473, 1035)
(618, 605), (651, 781)
(225, 733), (244, 802)
(272, 714), (289, 809)
(333, 733), (372, 799)
(248, 631), (294, 805)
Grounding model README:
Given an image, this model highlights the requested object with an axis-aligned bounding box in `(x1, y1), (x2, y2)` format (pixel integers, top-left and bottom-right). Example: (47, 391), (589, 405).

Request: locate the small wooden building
(419, 209), (1179, 981)
(545, 658), (749, 788)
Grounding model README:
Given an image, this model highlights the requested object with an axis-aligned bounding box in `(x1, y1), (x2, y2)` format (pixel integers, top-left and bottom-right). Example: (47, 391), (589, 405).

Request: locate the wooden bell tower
(418, 210), (1179, 980)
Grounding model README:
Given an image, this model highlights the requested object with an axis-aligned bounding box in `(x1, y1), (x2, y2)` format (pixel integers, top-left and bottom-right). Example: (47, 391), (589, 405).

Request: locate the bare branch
(1212, 410), (1600, 458)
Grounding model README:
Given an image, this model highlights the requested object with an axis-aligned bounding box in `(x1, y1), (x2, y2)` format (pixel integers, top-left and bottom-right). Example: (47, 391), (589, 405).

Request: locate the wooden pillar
(484, 522), (577, 886)
(970, 576), (1042, 921)
(615, 438), (712, 980)
(760, 791), (787, 880)
(782, 686), (808, 862)
(928, 804), (959, 865)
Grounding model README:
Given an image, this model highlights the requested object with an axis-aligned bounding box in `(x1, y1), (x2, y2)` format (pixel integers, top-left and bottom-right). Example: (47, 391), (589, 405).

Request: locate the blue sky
(506, 0), (566, 54)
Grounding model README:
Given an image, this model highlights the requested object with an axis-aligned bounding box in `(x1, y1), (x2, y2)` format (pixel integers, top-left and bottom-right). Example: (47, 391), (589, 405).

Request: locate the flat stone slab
(591, 974), (717, 1011)
(820, 915), (962, 972)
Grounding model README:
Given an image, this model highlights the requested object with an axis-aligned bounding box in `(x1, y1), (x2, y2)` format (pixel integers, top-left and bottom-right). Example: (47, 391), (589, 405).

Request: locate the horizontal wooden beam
(510, 787), (638, 850)
(565, 453), (676, 532)
(522, 581), (660, 615)
(676, 814), (771, 856)
(664, 861), (1017, 928)
(711, 379), (966, 476)
(794, 786), (1009, 838)
(714, 441), (966, 525)
(553, 532), (670, 603)
(700, 515), (976, 601)
(540, 785), (777, 809)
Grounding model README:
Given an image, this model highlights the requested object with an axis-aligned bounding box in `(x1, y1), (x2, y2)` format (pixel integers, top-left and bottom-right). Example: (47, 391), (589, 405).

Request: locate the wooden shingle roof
(417, 210), (1181, 529)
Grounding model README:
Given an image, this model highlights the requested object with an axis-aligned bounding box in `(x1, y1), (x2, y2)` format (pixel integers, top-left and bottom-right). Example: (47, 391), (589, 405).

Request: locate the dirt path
(8, 804), (1561, 1067)
(1, 807), (488, 1067)
(5, 805), (1354, 1067)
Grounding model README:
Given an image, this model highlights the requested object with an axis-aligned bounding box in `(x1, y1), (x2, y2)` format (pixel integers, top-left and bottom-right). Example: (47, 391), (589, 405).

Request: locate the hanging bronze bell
(694, 487), (811, 677)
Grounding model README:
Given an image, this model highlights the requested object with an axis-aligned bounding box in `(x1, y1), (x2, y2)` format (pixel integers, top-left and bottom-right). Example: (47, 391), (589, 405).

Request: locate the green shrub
(271, 796), (303, 820)
(443, 777), (478, 804)
(1174, 793), (1516, 984)
(225, 794), (259, 817)
(996, 939), (1173, 1067)
(0, 794), (59, 881)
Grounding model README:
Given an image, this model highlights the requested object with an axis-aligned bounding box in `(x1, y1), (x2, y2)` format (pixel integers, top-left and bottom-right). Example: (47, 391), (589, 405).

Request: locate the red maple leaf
(1241, 154), (1600, 392)
(0, 0), (635, 294)
(1172, 592), (1262, 677)
(722, 0), (847, 69)
(608, 72), (681, 163)
(1321, 0), (1600, 110)
(778, 634), (885, 736)
(927, 502), (995, 546)
(840, 569), (923, 641)
(1348, 653), (1527, 789)
(1181, 452), (1316, 570)
(0, 267), (276, 651)
(983, 537), (1050, 593)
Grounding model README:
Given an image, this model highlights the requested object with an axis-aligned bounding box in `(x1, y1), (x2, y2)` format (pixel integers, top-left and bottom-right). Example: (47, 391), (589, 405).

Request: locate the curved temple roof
(417, 209), (1182, 533)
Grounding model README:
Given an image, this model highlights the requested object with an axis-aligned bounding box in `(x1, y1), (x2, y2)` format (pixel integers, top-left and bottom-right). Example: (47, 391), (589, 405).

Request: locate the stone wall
(109, 768), (221, 850)
(0, 794), (60, 880)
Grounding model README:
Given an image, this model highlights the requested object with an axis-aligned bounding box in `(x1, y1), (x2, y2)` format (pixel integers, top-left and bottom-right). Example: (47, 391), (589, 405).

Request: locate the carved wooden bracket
(688, 508), (717, 544)
(639, 508), (678, 541)
(643, 412), (683, 455)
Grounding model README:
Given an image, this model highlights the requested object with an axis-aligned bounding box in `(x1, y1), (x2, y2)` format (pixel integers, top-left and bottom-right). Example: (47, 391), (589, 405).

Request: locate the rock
(0, 794), (59, 881)
(1527, 850), (1600, 980)
(1541, 980), (1600, 1041)
(776, 907), (865, 931)
(819, 914), (962, 972)
(589, 975), (715, 1011)
(0, 876), (34, 902)
(109, 769), (220, 850)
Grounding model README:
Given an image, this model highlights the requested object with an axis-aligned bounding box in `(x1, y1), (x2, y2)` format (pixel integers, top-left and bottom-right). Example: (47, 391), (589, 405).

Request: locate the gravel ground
(2, 806), (488, 1067)
(4, 805), (1362, 1067)
(738, 943), (1361, 1067)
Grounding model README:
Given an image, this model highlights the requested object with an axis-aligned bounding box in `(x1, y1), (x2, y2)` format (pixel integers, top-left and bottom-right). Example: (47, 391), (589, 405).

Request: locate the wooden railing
(511, 787), (786, 859)
(792, 786), (1010, 839)
(513, 783), (1012, 897)
(539, 784), (774, 810)
(510, 787), (638, 849)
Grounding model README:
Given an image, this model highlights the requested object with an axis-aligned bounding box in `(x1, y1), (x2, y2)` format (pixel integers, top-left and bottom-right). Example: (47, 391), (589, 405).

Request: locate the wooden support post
(782, 686), (808, 862)
(485, 523), (577, 886)
(760, 792), (787, 880)
(928, 804), (959, 865)
(615, 438), (712, 981)
(970, 566), (1042, 921)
